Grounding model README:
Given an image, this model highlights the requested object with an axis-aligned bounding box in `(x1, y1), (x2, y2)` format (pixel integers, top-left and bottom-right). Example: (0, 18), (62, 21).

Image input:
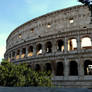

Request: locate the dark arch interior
(22, 48), (26, 54)
(27, 64), (32, 69)
(35, 64), (41, 72)
(46, 42), (52, 53)
(56, 62), (64, 76)
(36, 44), (42, 55)
(28, 46), (33, 52)
(9, 54), (11, 58)
(12, 51), (15, 57)
(57, 40), (64, 51)
(45, 63), (52, 73)
(68, 39), (73, 51)
(84, 60), (92, 75)
(37, 44), (42, 51)
(17, 50), (20, 55)
(69, 61), (78, 76)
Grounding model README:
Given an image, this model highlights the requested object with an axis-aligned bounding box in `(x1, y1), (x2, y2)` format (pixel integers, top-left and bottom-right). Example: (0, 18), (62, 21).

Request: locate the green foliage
(0, 61), (52, 87)
(0, 58), (7, 63)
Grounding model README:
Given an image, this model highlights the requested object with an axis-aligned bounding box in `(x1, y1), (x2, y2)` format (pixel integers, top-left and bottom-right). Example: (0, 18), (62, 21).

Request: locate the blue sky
(0, 0), (81, 61)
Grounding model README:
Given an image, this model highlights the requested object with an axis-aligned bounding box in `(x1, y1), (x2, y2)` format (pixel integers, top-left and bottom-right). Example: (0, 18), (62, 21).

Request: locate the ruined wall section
(6, 5), (90, 51)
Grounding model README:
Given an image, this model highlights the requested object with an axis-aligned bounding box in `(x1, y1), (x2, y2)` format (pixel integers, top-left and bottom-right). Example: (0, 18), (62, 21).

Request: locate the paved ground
(0, 87), (92, 92)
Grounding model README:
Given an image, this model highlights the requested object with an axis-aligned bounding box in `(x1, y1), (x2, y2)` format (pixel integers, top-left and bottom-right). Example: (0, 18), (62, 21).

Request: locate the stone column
(42, 42), (45, 54)
(11, 51), (13, 60)
(52, 39), (57, 53)
(8, 52), (11, 62)
(40, 63), (44, 72)
(78, 59), (84, 79)
(6, 55), (8, 60)
(77, 35), (81, 52)
(33, 43), (36, 56)
(31, 63), (35, 70)
(64, 58), (69, 79)
(64, 37), (68, 53)
(8, 53), (10, 62)
(14, 51), (17, 60)
(51, 61), (56, 76)
(26, 47), (28, 57)
(19, 48), (22, 59)
(5, 54), (8, 60)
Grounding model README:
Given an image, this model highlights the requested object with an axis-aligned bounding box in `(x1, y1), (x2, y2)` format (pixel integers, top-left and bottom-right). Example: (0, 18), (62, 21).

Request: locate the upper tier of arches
(7, 36), (92, 62)
(6, 5), (90, 50)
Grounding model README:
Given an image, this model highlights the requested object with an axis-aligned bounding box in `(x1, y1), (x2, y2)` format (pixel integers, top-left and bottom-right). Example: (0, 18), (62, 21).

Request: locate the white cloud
(0, 46), (6, 61)
(0, 33), (8, 46)
(0, 33), (7, 61)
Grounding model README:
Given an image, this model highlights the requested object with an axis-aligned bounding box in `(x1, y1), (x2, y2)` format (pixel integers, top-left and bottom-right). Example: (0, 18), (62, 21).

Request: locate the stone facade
(4, 5), (92, 88)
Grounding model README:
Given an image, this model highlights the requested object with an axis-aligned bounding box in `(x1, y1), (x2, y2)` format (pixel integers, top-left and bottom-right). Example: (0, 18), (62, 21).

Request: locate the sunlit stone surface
(4, 5), (92, 88)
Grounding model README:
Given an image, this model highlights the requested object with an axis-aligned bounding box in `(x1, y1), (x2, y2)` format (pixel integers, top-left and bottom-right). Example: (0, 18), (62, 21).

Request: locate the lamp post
(78, 0), (92, 23)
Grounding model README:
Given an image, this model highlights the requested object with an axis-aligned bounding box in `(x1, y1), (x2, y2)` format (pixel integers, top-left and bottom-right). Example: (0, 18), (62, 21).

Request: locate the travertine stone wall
(4, 5), (92, 88)
(6, 5), (90, 50)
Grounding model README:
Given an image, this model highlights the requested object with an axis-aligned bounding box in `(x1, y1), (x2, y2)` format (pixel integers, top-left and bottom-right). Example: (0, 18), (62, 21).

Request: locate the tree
(0, 61), (52, 87)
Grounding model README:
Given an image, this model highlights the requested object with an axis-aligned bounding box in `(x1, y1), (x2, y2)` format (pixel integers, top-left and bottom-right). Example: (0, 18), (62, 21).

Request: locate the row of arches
(9, 36), (92, 60)
(68, 37), (92, 51)
(34, 60), (92, 76)
(35, 63), (52, 73)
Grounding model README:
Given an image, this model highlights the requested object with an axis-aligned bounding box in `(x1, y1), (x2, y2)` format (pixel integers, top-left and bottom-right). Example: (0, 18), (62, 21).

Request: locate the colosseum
(4, 5), (92, 88)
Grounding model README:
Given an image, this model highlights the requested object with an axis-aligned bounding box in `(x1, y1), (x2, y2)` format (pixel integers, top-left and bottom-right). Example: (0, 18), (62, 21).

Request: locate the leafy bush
(0, 61), (52, 87)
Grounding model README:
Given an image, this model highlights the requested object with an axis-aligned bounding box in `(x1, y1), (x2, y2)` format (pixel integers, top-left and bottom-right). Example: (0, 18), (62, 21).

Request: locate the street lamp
(78, 0), (92, 23)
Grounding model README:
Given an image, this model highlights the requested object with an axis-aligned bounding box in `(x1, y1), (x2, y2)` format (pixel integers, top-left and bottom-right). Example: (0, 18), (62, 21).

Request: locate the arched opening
(21, 48), (26, 58)
(16, 50), (20, 59)
(36, 44), (42, 55)
(45, 41), (52, 53)
(35, 64), (41, 72)
(68, 38), (77, 51)
(56, 62), (64, 76)
(12, 51), (15, 60)
(84, 60), (92, 75)
(69, 61), (78, 76)
(81, 37), (92, 49)
(27, 64), (32, 69)
(8, 53), (11, 62)
(45, 63), (52, 73)
(57, 40), (64, 52)
(28, 46), (33, 57)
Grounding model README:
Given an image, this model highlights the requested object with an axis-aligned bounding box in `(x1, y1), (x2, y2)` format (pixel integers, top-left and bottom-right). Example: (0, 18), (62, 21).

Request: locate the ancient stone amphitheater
(4, 5), (92, 88)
